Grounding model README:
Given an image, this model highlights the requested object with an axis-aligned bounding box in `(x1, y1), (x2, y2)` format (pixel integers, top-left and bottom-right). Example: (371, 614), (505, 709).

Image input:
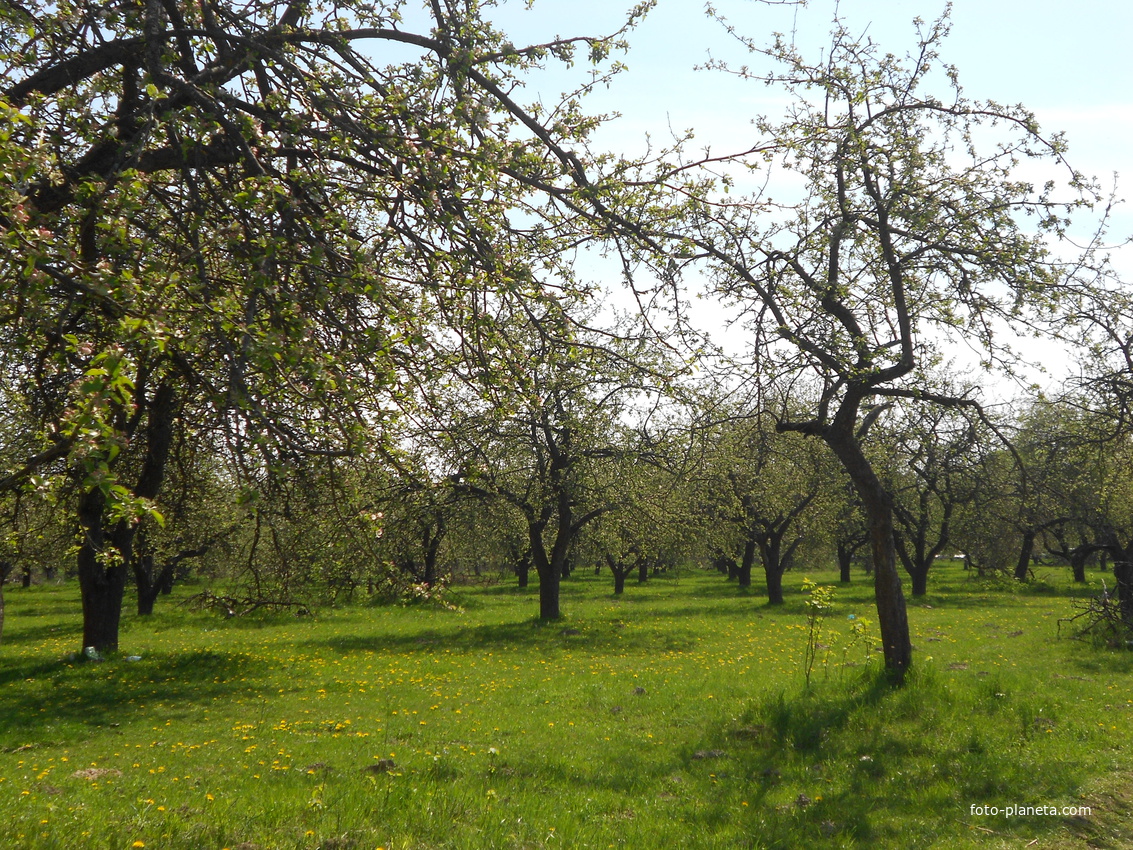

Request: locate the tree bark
(1071, 551), (1087, 583)
(529, 525), (561, 620)
(136, 553), (159, 616)
(77, 381), (177, 652)
(1114, 560), (1133, 629)
(908, 566), (929, 597)
(738, 537), (756, 588)
(760, 539), (785, 605)
(1014, 529), (1036, 581)
(422, 531), (441, 588)
(77, 488), (128, 652)
(825, 427), (912, 682)
(837, 541), (855, 583)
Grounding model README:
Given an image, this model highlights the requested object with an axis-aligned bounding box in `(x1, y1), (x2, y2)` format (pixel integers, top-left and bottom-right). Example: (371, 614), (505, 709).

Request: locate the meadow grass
(1, 562), (1131, 849)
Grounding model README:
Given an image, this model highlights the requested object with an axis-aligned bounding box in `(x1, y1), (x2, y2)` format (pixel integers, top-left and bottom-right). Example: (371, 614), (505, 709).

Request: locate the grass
(1, 561), (1131, 849)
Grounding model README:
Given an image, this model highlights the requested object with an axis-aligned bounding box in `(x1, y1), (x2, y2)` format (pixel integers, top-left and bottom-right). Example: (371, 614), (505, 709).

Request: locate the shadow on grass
(301, 617), (701, 657)
(0, 649), (267, 743)
(675, 668), (1103, 848)
(0, 620), (77, 646)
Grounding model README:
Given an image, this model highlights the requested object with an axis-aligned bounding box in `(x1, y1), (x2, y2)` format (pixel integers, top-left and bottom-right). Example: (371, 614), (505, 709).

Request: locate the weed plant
(1, 562), (1131, 849)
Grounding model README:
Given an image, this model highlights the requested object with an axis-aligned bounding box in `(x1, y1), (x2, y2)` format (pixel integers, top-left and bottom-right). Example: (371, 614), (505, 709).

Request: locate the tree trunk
(1070, 549), (1088, 583)
(136, 553), (160, 616)
(825, 427), (912, 682)
(837, 542), (853, 583)
(1014, 529), (1036, 581)
(535, 558), (559, 619)
(909, 566), (929, 597)
(516, 553), (531, 588)
(77, 381), (177, 652)
(637, 558), (649, 584)
(760, 539), (785, 605)
(613, 569), (626, 595)
(895, 540), (930, 598)
(77, 488), (128, 653)
(529, 527), (560, 620)
(423, 536), (440, 588)
(539, 570), (560, 619)
(1114, 560), (1133, 628)
(738, 538), (756, 588)
(765, 564), (784, 604)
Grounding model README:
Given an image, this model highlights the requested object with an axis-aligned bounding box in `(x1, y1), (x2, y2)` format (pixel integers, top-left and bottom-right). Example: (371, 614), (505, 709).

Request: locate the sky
(490, 0), (1133, 202)
(471, 0), (1133, 398)
(485, 0), (1133, 259)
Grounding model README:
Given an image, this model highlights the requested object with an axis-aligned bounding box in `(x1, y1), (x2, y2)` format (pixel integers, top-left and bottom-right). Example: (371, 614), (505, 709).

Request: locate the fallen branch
(182, 589), (311, 618)
(1058, 580), (1133, 648)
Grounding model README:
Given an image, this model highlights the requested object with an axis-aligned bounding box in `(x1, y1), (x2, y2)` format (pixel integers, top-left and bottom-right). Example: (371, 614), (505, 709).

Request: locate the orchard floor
(1, 562), (1132, 849)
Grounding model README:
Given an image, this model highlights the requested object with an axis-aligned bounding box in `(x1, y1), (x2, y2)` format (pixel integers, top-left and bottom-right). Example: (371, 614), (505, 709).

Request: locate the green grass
(1, 562), (1131, 849)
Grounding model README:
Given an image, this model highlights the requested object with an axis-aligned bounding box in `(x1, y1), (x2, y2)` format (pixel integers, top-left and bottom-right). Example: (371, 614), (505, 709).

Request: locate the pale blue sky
(476, 1), (1132, 393)
(491, 0), (1132, 240)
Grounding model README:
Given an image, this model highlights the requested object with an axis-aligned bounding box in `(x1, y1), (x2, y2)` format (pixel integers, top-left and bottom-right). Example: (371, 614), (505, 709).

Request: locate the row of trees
(6, 375), (1132, 609)
(1, 1), (1128, 681)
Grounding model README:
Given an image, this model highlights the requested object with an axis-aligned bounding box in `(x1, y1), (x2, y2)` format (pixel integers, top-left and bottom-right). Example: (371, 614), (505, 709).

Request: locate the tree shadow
(302, 617), (700, 657)
(0, 649), (267, 742)
(674, 669), (1102, 847)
